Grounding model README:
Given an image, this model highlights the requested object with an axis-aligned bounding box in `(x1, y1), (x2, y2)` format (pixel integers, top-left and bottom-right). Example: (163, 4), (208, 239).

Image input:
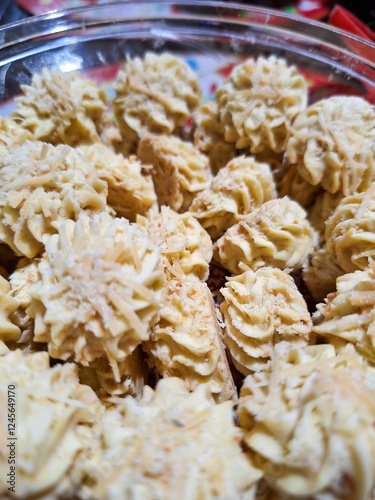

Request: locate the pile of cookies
(1, 51), (375, 499)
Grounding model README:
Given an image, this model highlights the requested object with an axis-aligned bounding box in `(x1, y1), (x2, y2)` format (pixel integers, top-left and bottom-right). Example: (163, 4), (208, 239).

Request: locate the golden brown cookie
(0, 142), (107, 258)
(27, 213), (164, 371)
(238, 344), (375, 500)
(287, 96), (375, 196)
(217, 55), (307, 152)
(189, 155), (276, 240)
(302, 246), (344, 303)
(137, 134), (211, 212)
(314, 260), (375, 362)
(79, 144), (157, 220)
(137, 206), (212, 282)
(325, 185), (375, 272)
(193, 101), (235, 174)
(0, 276), (20, 342)
(214, 197), (316, 274)
(114, 53), (201, 148)
(0, 349), (102, 499)
(145, 279), (236, 402)
(13, 68), (123, 152)
(221, 268), (311, 374)
(85, 378), (262, 499)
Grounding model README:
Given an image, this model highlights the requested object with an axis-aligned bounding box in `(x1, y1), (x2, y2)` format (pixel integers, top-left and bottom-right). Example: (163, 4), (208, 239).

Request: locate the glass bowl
(1, 5), (375, 497)
(1, 0), (375, 114)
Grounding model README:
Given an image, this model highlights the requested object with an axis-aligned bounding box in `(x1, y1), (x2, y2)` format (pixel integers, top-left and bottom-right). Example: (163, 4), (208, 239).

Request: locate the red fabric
(329, 5), (375, 42)
(296, 0), (331, 20)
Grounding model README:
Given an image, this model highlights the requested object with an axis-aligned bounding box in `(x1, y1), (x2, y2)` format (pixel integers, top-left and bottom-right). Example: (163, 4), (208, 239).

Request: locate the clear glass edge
(1, 19), (375, 89)
(0, 0), (374, 56)
(1, 0), (375, 102)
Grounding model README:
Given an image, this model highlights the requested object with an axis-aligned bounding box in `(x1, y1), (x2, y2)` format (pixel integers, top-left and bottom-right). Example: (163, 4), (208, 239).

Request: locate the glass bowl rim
(0, 0), (374, 55)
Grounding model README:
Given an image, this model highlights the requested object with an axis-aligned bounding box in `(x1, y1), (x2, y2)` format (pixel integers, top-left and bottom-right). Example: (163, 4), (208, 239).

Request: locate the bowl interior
(1, 1), (375, 110)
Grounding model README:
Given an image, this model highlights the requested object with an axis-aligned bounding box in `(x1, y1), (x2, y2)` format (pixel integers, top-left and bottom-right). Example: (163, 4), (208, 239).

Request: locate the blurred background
(0, 0), (374, 39)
